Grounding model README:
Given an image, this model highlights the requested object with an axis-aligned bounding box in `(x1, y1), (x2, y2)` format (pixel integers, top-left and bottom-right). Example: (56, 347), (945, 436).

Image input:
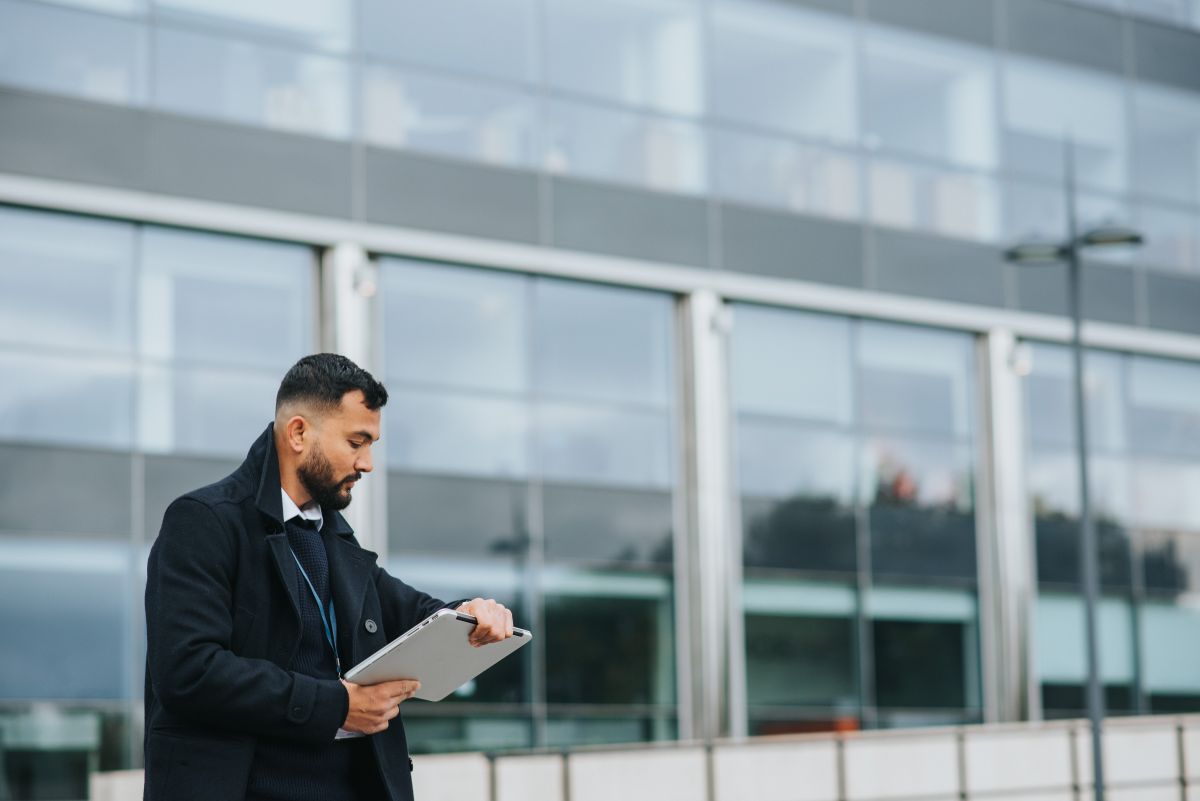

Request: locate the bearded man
(143, 353), (513, 801)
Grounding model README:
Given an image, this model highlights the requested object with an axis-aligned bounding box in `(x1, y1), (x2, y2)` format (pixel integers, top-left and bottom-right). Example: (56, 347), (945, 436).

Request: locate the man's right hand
(339, 678), (421, 735)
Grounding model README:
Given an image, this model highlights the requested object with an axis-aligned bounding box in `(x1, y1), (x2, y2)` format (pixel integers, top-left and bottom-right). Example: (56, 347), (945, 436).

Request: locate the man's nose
(356, 448), (373, 474)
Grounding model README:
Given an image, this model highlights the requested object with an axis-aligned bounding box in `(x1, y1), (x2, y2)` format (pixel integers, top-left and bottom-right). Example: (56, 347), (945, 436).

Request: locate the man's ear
(284, 415), (309, 454)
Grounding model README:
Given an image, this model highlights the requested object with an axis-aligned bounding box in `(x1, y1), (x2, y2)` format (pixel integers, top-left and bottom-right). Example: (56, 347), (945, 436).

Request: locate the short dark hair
(276, 353), (388, 414)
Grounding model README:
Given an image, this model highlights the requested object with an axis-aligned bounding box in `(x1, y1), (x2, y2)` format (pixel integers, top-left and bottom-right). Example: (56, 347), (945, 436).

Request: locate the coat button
(365, 619), (377, 634)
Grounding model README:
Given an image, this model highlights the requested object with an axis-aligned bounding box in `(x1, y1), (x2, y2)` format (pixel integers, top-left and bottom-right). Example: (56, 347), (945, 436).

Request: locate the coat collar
(245, 423), (354, 538)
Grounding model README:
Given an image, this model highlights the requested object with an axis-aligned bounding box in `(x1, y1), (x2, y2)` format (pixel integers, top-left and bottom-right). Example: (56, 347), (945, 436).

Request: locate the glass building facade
(2, 0), (1200, 798)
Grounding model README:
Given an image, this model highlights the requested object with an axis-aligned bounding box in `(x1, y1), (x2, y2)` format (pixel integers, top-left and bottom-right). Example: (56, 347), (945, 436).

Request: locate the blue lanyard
(290, 550), (342, 677)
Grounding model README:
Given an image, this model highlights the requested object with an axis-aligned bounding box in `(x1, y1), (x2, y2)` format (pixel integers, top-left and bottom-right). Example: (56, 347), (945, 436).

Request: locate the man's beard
(297, 443), (360, 511)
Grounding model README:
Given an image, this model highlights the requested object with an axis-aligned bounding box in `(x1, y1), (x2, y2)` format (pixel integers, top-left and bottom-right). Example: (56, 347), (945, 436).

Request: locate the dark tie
(284, 516), (338, 678)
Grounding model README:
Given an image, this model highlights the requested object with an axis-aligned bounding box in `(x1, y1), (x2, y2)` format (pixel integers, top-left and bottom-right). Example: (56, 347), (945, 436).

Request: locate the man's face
(296, 390), (381, 510)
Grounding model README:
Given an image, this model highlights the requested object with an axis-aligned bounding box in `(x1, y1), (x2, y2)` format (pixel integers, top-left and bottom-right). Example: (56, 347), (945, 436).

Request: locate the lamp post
(1004, 141), (1142, 801)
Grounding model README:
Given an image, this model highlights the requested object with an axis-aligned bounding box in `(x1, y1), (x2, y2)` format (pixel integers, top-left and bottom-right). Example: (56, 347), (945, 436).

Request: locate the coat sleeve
(145, 497), (348, 744)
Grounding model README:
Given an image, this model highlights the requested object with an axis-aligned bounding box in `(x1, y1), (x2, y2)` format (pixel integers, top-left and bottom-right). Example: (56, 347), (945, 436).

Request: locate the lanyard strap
(290, 549), (342, 677)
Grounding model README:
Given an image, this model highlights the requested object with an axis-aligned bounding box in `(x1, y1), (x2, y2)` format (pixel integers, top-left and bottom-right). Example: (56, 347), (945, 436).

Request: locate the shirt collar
(281, 487), (324, 531)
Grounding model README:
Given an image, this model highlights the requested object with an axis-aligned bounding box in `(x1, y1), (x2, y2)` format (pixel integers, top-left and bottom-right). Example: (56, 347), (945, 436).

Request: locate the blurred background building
(1, 0), (1200, 797)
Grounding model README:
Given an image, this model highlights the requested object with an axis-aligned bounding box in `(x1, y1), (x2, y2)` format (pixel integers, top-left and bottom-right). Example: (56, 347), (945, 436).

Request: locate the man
(144, 353), (513, 801)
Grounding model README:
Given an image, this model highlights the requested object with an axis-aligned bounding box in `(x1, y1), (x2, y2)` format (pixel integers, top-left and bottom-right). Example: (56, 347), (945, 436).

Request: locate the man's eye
(349, 440), (363, 449)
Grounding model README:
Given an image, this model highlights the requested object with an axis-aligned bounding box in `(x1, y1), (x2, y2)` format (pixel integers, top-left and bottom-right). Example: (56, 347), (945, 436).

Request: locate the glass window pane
(382, 259), (528, 394)
(144, 453), (240, 541)
(745, 610), (857, 709)
(153, 27), (350, 138)
(715, 131), (861, 219)
(545, 0), (703, 116)
(0, 445), (132, 535)
(737, 420), (855, 502)
(1023, 344), (1126, 453)
(533, 279), (673, 407)
(864, 437), (976, 581)
(0, 351), (133, 449)
(362, 67), (538, 167)
(1129, 355), (1200, 458)
(139, 227), (315, 370)
(29, 0), (142, 12)
(0, 1), (146, 104)
(535, 402), (672, 489)
(385, 389), (529, 479)
(1135, 202), (1199, 274)
(543, 484), (673, 566)
(153, 0), (350, 52)
(387, 473), (527, 559)
(1028, 450), (1134, 589)
(868, 159), (1000, 241)
(858, 322), (976, 439)
(711, 0), (856, 142)
(543, 586), (674, 705)
(739, 423), (856, 574)
(1141, 529), (1200, 594)
(404, 716), (533, 754)
(1133, 83), (1200, 206)
(0, 540), (131, 699)
(138, 365), (276, 457)
(1036, 594), (1136, 685)
(1141, 601), (1200, 696)
(864, 28), (996, 169)
(0, 206), (135, 354)
(730, 305), (853, 424)
(360, 0), (536, 82)
(1002, 57), (1128, 192)
(1004, 180), (1066, 243)
(1132, 460), (1200, 531)
(872, 618), (971, 709)
(543, 99), (707, 193)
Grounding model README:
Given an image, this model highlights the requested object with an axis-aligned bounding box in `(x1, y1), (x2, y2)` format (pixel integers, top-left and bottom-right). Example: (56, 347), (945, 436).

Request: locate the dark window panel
(1035, 517), (1133, 590)
(543, 484), (673, 567)
(745, 614), (858, 709)
(1148, 693), (1200, 713)
(749, 715), (862, 736)
(1040, 683), (1136, 717)
(1140, 529), (1200, 595)
(870, 505), (977, 582)
(741, 495), (857, 575)
(401, 714), (533, 755)
(543, 594), (673, 706)
(543, 715), (676, 748)
(388, 472), (528, 559)
(872, 620), (968, 709)
(0, 445), (131, 536)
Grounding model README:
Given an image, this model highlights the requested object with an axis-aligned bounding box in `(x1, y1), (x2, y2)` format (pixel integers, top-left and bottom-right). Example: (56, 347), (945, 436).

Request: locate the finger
(505, 607), (514, 637)
(384, 704), (401, 721)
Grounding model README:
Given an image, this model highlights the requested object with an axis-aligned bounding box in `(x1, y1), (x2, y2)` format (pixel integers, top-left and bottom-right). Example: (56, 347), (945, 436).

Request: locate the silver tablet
(343, 608), (532, 701)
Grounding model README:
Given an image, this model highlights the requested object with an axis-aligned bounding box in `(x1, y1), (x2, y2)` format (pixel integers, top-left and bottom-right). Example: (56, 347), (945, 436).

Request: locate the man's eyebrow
(350, 430), (379, 443)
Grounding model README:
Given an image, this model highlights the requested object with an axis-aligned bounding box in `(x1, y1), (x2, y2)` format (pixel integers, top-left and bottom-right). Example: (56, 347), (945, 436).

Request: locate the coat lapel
(324, 532), (377, 667)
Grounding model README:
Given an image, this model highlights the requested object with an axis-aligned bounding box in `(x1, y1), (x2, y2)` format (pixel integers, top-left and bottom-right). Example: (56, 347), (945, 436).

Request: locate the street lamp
(1004, 141), (1142, 801)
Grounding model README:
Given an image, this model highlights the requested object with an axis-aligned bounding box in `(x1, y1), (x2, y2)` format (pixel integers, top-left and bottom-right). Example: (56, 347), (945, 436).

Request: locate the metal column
(976, 328), (1040, 723)
(320, 242), (387, 556)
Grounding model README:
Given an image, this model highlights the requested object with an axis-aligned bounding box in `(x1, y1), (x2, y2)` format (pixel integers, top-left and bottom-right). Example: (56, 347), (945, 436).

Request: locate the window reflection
(153, 27), (351, 138)
(864, 437), (976, 581)
(535, 402), (672, 489)
(0, 351), (134, 450)
(542, 484), (673, 566)
(863, 27), (996, 170)
(1133, 83), (1200, 206)
(362, 66), (538, 167)
(0, 206), (135, 354)
(868, 159), (1000, 242)
(1036, 594), (1137, 716)
(1023, 344), (1126, 453)
(745, 613), (857, 708)
(381, 259), (527, 395)
(0, 1), (146, 104)
(544, 0), (703, 116)
(731, 305), (852, 424)
(1002, 56), (1127, 192)
(154, 0), (351, 52)
(543, 99), (708, 193)
(388, 473), (528, 558)
(710, 0), (857, 142)
(858, 321), (975, 438)
(387, 389), (530, 478)
(360, 0), (537, 82)
(1135, 203), (1200, 274)
(1128, 356), (1200, 458)
(533, 279), (673, 407)
(715, 131), (861, 219)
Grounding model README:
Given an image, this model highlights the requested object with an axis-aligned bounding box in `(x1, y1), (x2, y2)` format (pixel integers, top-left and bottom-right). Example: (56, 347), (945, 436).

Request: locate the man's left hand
(456, 598), (514, 647)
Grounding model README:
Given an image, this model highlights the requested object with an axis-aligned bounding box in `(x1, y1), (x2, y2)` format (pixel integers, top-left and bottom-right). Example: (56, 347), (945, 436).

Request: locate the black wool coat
(144, 423), (453, 801)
